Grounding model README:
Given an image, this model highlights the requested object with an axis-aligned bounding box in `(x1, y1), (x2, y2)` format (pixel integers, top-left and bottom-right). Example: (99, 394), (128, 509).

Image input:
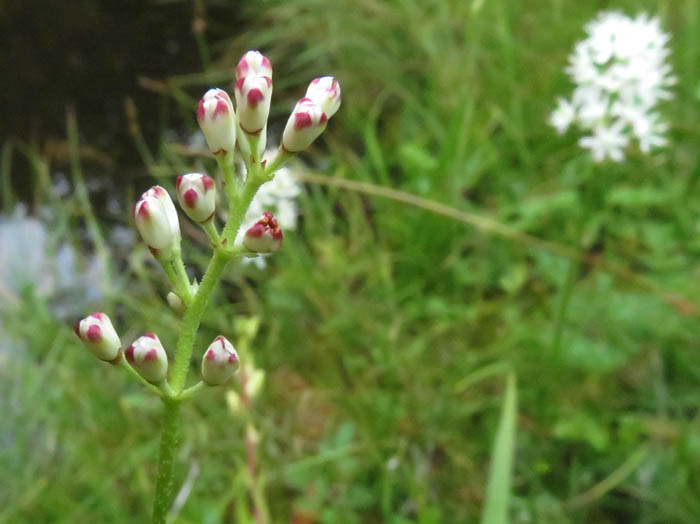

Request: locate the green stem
(202, 220), (222, 246)
(221, 172), (265, 244)
(118, 357), (164, 397)
(179, 380), (206, 401)
(152, 400), (181, 524)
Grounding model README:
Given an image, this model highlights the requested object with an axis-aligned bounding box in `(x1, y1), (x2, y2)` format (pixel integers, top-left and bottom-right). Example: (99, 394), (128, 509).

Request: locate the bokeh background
(2, 0), (700, 522)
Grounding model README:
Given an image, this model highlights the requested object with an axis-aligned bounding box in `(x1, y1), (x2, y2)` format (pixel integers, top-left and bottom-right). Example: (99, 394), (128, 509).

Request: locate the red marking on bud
(154, 186), (167, 197)
(213, 99), (229, 117)
(197, 98), (205, 121)
(125, 345), (134, 362)
(136, 201), (149, 219)
(299, 97), (312, 103)
(272, 228), (283, 240)
(176, 175), (183, 190)
(247, 88), (264, 107)
(144, 348), (158, 362)
(201, 175), (214, 191)
(312, 77), (320, 84)
(86, 324), (102, 342)
(261, 160), (267, 168)
(246, 223), (265, 238)
(236, 59), (249, 79)
(262, 211), (274, 220)
(294, 112), (313, 129)
(228, 354), (238, 364)
(148, 246), (159, 257)
(261, 55), (271, 70)
(183, 188), (198, 208)
(206, 349), (216, 361)
(144, 332), (157, 339)
(90, 312), (104, 320)
(74, 320), (81, 336)
(264, 76), (272, 88)
(320, 112), (328, 124)
(235, 77), (245, 92)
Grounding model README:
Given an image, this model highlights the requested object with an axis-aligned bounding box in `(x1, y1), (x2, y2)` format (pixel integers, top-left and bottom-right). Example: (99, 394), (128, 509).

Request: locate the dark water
(1, 0), (241, 193)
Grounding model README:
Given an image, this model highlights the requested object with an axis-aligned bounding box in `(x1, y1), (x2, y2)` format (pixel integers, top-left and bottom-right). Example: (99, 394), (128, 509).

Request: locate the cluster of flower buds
(176, 173), (216, 224)
(243, 211), (283, 253)
(125, 333), (169, 384)
(75, 313), (122, 362)
(282, 76), (341, 153)
(197, 88), (237, 159)
(134, 186), (181, 258)
(201, 335), (240, 385)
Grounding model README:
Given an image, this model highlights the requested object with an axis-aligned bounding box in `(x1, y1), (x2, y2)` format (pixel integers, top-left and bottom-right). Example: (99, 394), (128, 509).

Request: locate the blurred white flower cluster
(550, 11), (676, 162)
(236, 150), (303, 268)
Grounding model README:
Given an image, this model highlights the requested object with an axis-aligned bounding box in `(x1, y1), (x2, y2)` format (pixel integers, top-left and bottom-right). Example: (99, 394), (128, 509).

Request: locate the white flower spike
(125, 333), (169, 384)
(201, 335), (240, 385)
(197, 88), (237, 158)
(549, 11), (675, 162)
(74, 312), (122, 362)
(176, 173), (216, 224)
(134, 186), (181, 258)
(305, 76), (341, 119)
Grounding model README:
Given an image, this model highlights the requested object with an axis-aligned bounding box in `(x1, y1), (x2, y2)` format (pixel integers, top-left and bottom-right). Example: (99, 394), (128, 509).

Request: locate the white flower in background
(236, 150), (303, 269)
(550, 11), (676, 162)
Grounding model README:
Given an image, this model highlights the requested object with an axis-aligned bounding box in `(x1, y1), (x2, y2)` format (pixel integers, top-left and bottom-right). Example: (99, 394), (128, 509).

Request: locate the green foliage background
(2, 0), (700, 522)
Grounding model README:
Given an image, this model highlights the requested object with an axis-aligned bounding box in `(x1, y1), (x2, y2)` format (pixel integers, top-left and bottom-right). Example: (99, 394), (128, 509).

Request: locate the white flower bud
(176, 173), (216, 224)
(234, 74), (272, 135)
(305, 77), (341, 119)
(236, 50), (273, 81)
(125, 333), (169, 384)
(167, 292), (185, 315)
(134, 186), (181, 258)
(201, 336), (240, 386)
(197, 88), (236, 157)
(243, 211), (283, 253)
(74, 312), (121, 362)
(281, 98), (328, 153)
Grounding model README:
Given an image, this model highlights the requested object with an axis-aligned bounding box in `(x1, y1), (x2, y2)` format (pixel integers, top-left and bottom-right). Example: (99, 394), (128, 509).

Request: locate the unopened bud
(134, 186), (181, 258)
(234, 74), (272, 135)
(197, 88), (236, 157)
(281, 98), (328, 153)
(74, 312), (121, 362)
(167, 292), (185, 315)
(243, 211), (283, 253)
(236, 50), (273, 81)
(176, 173), (216, 224)
(201, 336), (240, 385)
(305, 77), (341, 119)
(125, 333), (169, 384)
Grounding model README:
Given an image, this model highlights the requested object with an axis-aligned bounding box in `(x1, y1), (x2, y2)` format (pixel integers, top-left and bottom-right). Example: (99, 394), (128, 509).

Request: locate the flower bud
(167, 292), (185, 315)
(134, 186), (181, 258)
(197, 88), (236, 157)
(236, 50), (273, 81)
(201, 335), (240, 385)
(74, 312), (121, 362)
(281, 98), (328, 153)
(176, 173), (216, 224)
(234, 74), (272, 135)
(305, 77), (341, 119)
(124, 333), (169, 384)
(243, 211), (283, 253)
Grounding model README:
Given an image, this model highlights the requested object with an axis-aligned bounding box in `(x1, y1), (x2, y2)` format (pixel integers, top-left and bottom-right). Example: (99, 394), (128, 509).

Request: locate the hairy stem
(152, 400), (181, 524)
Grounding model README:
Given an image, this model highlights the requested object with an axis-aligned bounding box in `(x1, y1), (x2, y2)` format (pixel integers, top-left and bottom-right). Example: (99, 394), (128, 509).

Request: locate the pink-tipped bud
(236, 50), (273, 81)
(281, 98), (328, 153)
(74, 312), (121, 361)
(134, 186), (181, 258)
(176, 173), (216, 224)
(234, 74), (272, 135)
(243, 211), (283, 253)
(125, 333), (168, 384)
(197, 88), (236, 157)
(305, 76), (341, 119)
(201, 335), (240, 385)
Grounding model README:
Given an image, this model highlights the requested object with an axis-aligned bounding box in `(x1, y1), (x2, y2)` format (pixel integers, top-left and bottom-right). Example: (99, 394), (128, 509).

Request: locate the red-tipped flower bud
(134, 186), (181, 258)
(74, 312), (121, 362)
(234, 74), (272, 135)
(236, 50), (273, 81)
(176, 173), (216, 224)
(243, 211), (283, 253)
(281, 98), (328, 153)
(305, 76), (341, 119)
(201, 335), (240, 385)
(124, 333), (169, 384)
(197, 88), (236, 157)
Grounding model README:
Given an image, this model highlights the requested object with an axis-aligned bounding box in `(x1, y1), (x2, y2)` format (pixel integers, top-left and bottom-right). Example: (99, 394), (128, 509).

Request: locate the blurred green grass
(2, 0), (700, 522)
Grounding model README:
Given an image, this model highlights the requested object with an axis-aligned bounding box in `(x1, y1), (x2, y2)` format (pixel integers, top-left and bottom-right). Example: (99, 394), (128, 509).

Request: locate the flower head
(550, 11), (675, 161)
(305, 76), (341, 119)
(125, 333), (168, 384)
(281, 98), (328, 153)
(134, 186), (181, 258)
(74, 312), (121, 362)
(197, 88), (236, 157)
(243, 211), (283, 253)
(176, 173), (216, 224)
(201, 335), (240, 385)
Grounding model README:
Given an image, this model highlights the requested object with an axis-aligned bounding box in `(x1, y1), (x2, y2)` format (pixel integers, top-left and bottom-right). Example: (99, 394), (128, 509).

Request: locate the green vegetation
(2, 0), (700, 522)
